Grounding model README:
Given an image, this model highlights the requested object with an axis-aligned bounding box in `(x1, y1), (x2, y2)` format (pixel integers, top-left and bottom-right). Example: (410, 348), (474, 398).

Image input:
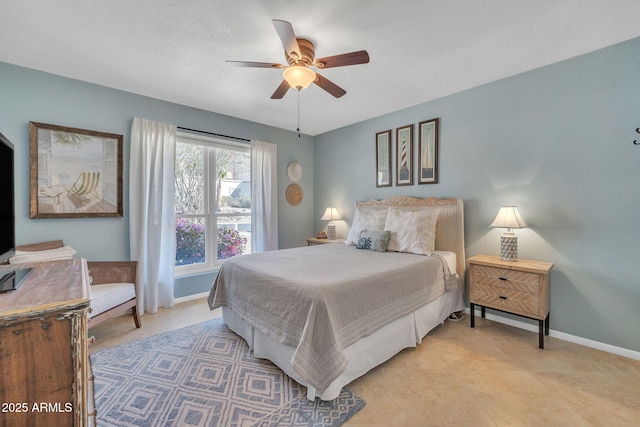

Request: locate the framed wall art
(375, 130), (392, 187)
(29, 122), (123, 218)
(418, 118), (439, 184)
(395, 124), (413, 186)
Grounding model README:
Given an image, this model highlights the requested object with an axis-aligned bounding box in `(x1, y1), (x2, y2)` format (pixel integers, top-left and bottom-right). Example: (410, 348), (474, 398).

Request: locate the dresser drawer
(470, 264), (542, 318)
(472, 265), (540, 294)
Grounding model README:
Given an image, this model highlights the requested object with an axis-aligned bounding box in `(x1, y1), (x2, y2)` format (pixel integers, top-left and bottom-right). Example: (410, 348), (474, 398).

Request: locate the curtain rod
(177, 126), (250, 142)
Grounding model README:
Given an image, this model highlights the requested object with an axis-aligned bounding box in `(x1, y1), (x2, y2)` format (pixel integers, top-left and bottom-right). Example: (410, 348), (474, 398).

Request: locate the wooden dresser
(0, 259), (94, 426)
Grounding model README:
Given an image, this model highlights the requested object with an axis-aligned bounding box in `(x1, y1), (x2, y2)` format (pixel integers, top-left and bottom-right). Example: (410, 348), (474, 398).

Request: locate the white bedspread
(208, 243), (454, 394)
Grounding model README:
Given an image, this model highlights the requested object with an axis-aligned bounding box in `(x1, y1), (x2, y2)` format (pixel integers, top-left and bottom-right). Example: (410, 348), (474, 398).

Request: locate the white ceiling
(2, 1), (640, 136)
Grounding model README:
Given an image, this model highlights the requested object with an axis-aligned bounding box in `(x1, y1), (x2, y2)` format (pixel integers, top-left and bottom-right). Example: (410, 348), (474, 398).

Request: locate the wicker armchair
(15, 240), (141, 329)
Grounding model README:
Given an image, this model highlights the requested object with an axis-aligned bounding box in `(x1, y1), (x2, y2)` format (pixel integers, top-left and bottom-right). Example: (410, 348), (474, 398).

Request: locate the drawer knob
(499, 295), (507, 300)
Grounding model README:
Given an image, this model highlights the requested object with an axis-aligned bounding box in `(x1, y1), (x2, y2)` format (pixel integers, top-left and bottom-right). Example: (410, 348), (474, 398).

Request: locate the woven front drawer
(471, 265), (541, 318)
(472, 265), (540, 294)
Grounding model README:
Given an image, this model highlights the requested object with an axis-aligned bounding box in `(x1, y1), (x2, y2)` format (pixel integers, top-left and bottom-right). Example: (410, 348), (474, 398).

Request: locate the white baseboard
(465, 307), (640, 361)
(175, 291), (209, 305)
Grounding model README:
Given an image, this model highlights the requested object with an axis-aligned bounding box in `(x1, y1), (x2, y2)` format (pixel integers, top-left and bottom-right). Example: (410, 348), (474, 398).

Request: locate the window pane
(215, 147), (250, 213)
(176, 217), (206, 266)
(175, 143), (205, 214)
(174, 137), (252, 274)
(217, 215), (251, 260)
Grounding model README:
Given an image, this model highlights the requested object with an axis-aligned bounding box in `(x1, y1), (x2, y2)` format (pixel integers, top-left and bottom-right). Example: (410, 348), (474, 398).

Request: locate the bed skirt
(221, 275), (464, 401)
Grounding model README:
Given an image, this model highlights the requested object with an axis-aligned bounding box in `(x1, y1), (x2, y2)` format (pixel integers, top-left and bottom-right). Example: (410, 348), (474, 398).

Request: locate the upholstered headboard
(356, 197), (466, 278)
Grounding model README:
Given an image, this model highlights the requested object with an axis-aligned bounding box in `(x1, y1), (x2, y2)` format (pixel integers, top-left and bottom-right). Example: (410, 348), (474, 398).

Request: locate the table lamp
(321, 207), (341, 240)
(490, 206), (527, 261)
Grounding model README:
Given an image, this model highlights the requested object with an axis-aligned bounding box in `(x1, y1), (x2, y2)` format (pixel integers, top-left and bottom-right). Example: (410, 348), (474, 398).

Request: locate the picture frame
(395, 124), (413, 186)
(375, 130), (392, 187)
(418, 118), (439, 184)
(29, 122), (123, 218)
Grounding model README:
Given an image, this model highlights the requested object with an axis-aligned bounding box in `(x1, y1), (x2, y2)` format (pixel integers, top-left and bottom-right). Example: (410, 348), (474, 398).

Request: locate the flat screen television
(0, 132), (15, 264)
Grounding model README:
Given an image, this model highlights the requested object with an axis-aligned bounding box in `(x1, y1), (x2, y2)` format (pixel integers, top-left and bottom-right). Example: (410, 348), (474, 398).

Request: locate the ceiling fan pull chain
(297, 88), (301, 138)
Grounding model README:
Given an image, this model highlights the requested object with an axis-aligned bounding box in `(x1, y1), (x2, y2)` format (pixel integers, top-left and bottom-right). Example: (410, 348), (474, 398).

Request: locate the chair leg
(132, 305), (142, 328)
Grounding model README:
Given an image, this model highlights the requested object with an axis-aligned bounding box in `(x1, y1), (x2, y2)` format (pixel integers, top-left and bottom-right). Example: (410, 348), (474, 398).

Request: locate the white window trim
(174, 132), (250, 277)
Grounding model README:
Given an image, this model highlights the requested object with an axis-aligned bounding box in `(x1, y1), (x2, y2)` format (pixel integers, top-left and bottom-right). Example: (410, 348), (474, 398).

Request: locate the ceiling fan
(226, 19), (370, 99)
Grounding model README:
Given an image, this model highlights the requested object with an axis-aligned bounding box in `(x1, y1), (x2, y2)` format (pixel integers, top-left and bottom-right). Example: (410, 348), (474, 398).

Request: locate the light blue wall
(0, 62), (315, 298)
(2, 36), (639, 351)
(314, 37), (640, 352)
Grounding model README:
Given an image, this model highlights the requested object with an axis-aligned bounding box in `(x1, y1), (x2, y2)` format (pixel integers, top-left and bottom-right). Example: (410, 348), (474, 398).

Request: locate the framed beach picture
(418, 118), (439, 184)
(375, 130), (392, 187)
(395, 124), (413, 186)
(29, 122), (123, 218)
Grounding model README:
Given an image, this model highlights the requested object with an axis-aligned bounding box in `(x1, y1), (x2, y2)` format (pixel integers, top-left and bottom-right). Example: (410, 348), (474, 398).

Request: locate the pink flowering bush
(175, 218), (205, 266)
(176, 220), (247, 265)
(217, 226), (247, 260)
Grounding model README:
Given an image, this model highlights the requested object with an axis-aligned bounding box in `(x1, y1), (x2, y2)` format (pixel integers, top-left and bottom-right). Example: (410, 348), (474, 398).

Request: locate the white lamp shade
(283, 66), (316, 89)
(321, 207), (341, 221)
(490, 206), (527, 230)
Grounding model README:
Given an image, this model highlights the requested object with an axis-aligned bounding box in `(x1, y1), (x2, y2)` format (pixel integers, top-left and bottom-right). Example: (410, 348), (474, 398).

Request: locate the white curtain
(129, 118), (176, 314)
(250, 140), (278, 252)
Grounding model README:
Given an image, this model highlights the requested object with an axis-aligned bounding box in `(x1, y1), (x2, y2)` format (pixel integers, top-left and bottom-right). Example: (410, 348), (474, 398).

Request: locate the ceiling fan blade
(271, 80), (291, 99)
(272, 19), (301, 61)
(314, 50), (370, 69)
(225, 60), (283, 68)
(314, 73), (346, 98)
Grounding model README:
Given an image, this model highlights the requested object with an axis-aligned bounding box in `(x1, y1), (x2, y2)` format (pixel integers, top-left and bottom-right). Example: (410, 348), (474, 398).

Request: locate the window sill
(175, 265), (221, 278)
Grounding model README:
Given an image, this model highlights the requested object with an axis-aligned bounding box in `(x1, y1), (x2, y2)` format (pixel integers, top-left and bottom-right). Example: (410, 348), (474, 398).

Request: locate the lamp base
(500, 234), (518, 261)
(327, 223), (337, 240)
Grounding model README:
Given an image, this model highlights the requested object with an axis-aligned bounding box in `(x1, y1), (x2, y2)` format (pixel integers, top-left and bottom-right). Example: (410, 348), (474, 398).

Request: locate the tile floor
(89, 298), (640, 426)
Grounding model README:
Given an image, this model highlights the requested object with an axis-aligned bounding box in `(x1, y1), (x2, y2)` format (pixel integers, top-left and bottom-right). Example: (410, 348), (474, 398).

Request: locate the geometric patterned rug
(91, 317), (365, 426)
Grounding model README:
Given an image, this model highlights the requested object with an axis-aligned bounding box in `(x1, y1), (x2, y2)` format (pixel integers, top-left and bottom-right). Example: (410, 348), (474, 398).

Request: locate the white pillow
(345, 206), (389, 245)
(385, 207), (439, 255)
(9, 246), (77, 264)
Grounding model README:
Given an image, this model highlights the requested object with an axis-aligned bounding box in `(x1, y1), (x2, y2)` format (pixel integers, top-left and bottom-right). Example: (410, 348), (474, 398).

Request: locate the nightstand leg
(470, 303), (475, 328)
(481, 306), (486, 318)
(545, 312), (550, 335)
(538, 320), (544, 349)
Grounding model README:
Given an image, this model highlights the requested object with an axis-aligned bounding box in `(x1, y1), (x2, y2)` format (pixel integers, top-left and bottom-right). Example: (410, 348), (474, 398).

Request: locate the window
(174, 133), (251, 275)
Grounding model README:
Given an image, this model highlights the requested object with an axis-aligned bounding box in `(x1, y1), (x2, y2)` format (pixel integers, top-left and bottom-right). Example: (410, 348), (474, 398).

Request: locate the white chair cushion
(90, 282), (135, 318)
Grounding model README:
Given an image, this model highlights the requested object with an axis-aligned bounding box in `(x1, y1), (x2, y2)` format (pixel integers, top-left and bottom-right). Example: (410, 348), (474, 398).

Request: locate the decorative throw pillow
(359, 229), (391, 252)
(385, 207), (439, 255)
(356, 237), (372, 250)
(345, 206), (389, 245)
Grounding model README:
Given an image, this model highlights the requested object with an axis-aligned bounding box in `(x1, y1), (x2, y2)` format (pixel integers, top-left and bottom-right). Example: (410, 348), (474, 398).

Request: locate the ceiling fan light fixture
(283, 65), (316, 90)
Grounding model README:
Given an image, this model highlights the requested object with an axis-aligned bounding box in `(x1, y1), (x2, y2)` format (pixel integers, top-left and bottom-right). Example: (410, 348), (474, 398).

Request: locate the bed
(208, 196), (465, 400)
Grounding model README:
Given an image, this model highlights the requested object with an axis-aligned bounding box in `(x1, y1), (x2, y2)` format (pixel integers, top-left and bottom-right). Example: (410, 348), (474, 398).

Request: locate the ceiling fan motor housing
(287, 38), (316, 66)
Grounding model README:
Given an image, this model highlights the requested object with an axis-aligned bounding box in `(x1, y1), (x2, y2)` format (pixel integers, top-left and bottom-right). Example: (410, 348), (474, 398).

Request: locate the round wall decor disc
(285, 183), (303, 206)
(287, 161), (303, 182)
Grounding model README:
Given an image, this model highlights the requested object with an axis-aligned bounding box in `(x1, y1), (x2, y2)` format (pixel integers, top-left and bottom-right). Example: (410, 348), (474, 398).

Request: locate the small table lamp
(321, 207), (341, 240)
(490, 206), (527, 261)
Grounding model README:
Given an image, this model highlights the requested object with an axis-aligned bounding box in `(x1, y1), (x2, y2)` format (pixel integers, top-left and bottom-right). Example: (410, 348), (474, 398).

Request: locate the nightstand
(306, 238), (345, 246)
(468, 254), (554, 349)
